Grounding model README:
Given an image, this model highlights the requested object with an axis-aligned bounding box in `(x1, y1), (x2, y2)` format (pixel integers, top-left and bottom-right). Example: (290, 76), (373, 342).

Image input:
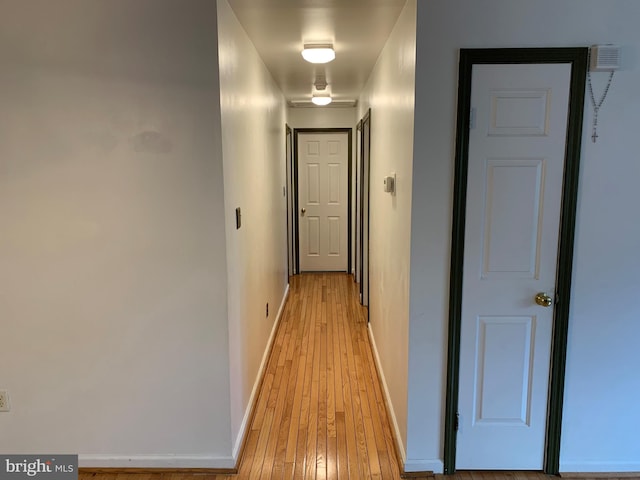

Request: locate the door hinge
(469, 107), (476, 130)
(455, 412), (460, 431)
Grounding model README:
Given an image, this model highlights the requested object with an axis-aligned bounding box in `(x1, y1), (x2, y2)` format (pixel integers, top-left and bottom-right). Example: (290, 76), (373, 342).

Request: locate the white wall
(358, 0), (417, 462)
(216, 0), (289, 458)
(0, 0), (233, 467)
(408, 0), (640, 472)
(287, 107), (356, 129)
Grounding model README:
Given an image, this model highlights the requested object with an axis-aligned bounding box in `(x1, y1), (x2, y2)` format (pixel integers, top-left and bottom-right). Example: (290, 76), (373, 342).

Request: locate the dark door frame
(358, 109), (371, 314)
(293, 128), (353, 274)
(285, 124), (295, 277)
(355, 119), (362, 283)
(443, 48), (588, 475)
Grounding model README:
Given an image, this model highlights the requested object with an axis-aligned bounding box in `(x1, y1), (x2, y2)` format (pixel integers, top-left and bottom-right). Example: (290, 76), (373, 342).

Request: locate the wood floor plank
(336, 289), (362, 479)
(316, 275), (329, 480)
(325, 278), (338, 480)
(358, 335), (396, 480)
(237, 428), (260, 478)
(303, 276), (321, 480)
(364, 325), (403, 477)
(341, 289), (372, 479)
(283, 280), (311, 469)
(270, 341), (300, 478)
(262, 302), (299, 476)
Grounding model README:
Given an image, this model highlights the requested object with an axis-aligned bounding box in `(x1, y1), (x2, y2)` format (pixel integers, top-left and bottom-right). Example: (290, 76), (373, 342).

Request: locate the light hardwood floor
(235, 273), (406, 479)
(79, 273), (639, 480)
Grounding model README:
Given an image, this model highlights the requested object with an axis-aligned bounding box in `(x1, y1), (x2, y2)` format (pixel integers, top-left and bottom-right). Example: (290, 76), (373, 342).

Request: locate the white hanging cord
(587, 70), (614, 143)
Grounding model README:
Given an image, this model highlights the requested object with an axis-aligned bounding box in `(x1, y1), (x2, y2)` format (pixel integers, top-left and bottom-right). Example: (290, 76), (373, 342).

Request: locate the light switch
(383, 173), (396, 194)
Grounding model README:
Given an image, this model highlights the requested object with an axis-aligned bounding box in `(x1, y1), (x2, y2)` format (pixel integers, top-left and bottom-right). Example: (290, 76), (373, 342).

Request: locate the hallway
(237, 273), (407, 479)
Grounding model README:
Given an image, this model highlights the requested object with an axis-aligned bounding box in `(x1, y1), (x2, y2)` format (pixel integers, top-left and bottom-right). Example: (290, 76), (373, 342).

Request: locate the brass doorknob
(301, 208), (306, 216)
(535, 292), (553, 307)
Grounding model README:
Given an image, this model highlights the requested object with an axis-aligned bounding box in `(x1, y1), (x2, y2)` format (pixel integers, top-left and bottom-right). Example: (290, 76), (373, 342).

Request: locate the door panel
(457, 64), (571, 469)
(328, 163), (341, 203)
(489, 89), (550, 136)
(307, 216), (320, 256)
(474, 315), (534, 426)
(328, 217), (341, 255)
(306, 163), (320, 204)
(482, 158), (544, 279)
(298, 132), (348, 271)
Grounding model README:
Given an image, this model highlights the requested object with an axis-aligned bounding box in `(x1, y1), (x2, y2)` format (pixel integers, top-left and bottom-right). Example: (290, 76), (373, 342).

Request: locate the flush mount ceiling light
(311, 94), (332, 106)
(301, 44), (335, 64)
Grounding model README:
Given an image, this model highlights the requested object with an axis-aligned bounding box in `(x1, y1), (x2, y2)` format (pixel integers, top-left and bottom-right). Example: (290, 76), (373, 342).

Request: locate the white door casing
(456, 64), (572, 469)
(298, 132), (349, 272)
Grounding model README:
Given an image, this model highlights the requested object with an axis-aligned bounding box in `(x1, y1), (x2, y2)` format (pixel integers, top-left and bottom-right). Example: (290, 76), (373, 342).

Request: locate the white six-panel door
(456, 64), (572, 469)
(298, 132), (348, 272)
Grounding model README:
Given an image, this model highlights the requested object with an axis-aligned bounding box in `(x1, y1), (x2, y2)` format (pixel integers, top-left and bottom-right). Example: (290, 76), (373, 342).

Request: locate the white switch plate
(383, 173), (396, 194)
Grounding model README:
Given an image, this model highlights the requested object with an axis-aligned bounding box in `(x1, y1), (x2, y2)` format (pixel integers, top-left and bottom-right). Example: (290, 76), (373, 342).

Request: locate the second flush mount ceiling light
(311, 94), (332, 106)
(301, 44), (335, 64)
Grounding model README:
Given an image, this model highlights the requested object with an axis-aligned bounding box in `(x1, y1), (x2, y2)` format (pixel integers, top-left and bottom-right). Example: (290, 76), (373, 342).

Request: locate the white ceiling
(226, 0), (408, 103)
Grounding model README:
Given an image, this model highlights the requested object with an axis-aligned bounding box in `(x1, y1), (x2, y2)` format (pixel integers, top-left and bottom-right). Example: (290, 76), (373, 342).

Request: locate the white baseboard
(79, 455), (235, 469)
(560, 461), (640, 473)
(367, 325), (406, 465)
(231, 284), (290, 460)
(404, 458), (444, 474)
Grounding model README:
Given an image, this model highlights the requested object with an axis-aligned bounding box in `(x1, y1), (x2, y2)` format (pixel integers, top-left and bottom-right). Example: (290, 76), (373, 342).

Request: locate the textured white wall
(358, 0), (417, 462)
(216, 0), (289, 458)
(408, 0), (640, 472)
(0, 0), (233, 466)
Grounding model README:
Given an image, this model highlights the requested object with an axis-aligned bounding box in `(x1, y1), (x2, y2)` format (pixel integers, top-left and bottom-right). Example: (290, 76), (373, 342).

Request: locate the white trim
(404, 459), (444, 474)
(79, 455), (235, 469)
(560, 461), (640, 473)
(231, 284), (290, 460)
(367, 325), (406, 464)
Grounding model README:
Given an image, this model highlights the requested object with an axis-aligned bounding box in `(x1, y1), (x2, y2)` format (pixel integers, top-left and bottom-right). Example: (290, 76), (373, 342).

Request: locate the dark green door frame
(358, 109), (371, 315)
(293, 128), (353, 274)
(443, 48), (588, 475)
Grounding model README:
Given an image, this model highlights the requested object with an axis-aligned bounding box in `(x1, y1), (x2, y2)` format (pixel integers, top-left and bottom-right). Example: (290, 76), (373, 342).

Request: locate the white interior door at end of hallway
(456, 63), (572, 470)
(298, 132), (349, 272)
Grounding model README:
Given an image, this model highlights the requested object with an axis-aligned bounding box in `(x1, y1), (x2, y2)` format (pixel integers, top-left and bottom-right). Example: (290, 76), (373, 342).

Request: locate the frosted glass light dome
(311, 95), (332, 106)
(302, 45), (335, 64)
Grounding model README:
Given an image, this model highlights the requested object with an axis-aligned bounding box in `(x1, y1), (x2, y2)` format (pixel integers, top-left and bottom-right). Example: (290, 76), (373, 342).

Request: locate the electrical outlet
(266, 303), (269, 317)
(0, 390), (10, 412)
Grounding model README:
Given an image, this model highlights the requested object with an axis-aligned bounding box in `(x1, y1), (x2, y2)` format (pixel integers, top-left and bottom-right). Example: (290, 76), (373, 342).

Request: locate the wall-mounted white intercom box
(590, 45), (620, 72)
